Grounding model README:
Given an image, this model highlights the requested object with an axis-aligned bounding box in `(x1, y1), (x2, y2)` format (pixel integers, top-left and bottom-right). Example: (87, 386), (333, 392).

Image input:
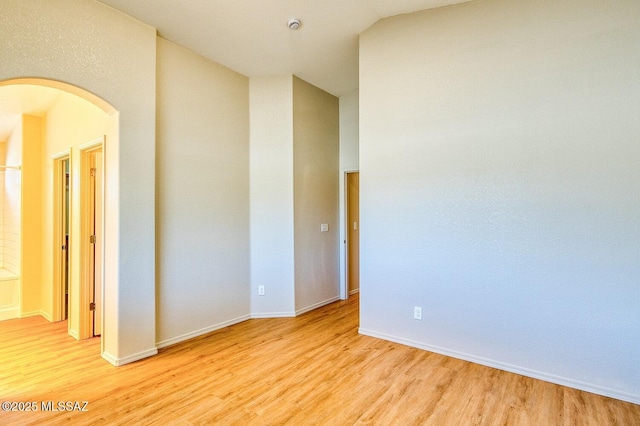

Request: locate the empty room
(1, 0), (638, 424)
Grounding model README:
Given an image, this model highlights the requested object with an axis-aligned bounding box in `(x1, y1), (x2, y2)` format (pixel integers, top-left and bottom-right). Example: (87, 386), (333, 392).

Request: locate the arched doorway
(0, 79), (117, 347)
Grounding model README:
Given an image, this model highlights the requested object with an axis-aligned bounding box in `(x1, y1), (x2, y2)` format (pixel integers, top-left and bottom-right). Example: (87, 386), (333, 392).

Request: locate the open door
(53, 153), (70, 322)
(65, 162), (70, 320)
(87, 149), (103, 337)
(93, 150), (103, 336)
(81, 140), (103, 338)
(346, 172), (360, 296)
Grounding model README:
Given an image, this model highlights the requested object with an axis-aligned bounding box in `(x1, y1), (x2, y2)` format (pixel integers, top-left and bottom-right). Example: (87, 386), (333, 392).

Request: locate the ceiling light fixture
(288, 18), (301, 30)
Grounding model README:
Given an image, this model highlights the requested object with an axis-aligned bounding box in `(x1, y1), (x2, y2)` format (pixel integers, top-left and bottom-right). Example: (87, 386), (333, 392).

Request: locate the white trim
(19, 310), (44, 318)
(18, 310), (53, 321)
(156, 314), (251, 349)
(251, 312), (296, 319)
(79, 140), (105, 340)
(358, 328), (640, 405)
(79, 136), (104, 151)
(52, 148), (71, 160)
(349, 288), (360, 296)
(0, 308), (19, 321)
(40, 310), (53, 322)
(101, 351), (118, 366)
(295, 296), (340, 316)
(68, 329), (80, 340)
(101, 347), (158, 367)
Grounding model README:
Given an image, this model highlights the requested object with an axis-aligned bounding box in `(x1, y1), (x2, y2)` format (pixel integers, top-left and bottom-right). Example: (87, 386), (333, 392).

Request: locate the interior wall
(292, 76), (340, 313)
(43, 91), (111, 337)
(359, 0), (640, 403)
(249, 75), (296, 317)
(20, 115), (44, 318)
(155, 38), (251, 347)
(1, 0), (157, 365)
(0, 127), (21, 321)
(338, 89), (359, 299)
(0, 142), (6, 266)
(4, 124), (22, 277)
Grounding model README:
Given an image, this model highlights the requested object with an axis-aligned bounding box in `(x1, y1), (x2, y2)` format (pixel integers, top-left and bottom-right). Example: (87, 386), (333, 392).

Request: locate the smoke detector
(288, 18), (301, 30)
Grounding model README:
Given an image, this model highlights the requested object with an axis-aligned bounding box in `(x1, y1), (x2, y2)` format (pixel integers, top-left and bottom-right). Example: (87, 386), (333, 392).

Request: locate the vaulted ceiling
(1, 1), (473, 141)
(97, 0), (472, 97)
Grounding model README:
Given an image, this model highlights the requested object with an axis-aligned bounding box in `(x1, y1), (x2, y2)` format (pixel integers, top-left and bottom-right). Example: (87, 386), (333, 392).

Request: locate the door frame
(343, 170), (360, 299)
(79, 137), (105, 339)
(52, 150), (71, 323)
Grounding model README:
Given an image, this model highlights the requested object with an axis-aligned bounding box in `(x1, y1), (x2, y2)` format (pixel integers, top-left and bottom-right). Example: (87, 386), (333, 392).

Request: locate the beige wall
(249, 76), (340, 316)
(20, 115), (44, 317)
(155, 38), (250, 346)
(1, 0), (342, 366)
(293, 76), (340, 313)
(359, 0), (640, 403)
(249, 75), (296, 317)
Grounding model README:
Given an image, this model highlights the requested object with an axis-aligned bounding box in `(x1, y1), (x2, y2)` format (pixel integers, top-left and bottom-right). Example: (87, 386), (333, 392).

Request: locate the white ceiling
(1, 0), (472, 141)
(97, 0), (472, 97)
(0, 85), (60, 142)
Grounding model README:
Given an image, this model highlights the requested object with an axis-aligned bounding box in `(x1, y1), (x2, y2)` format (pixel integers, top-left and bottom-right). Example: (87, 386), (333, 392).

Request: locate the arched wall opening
(1, 0), (158, 366)
(0, 78), (117, 354)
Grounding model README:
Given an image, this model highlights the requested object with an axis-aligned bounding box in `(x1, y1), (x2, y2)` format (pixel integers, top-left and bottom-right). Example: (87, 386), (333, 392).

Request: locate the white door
(88, 149), (103, 337)
(93, 150), (103, 336)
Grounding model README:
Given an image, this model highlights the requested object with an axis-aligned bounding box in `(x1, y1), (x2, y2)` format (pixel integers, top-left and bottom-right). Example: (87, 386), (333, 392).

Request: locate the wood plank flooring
(1, 295), (638, 425)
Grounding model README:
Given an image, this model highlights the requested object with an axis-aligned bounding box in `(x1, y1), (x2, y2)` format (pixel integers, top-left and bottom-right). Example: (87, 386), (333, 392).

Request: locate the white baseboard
(296, 296), (340, 316)
(251, 312), (296, 319)
(252, 296), (342, 318)
(101, 347), (158, 367)
(19, 310), (52, 322)
(156, 314), (251, 349)
(0, 307), (19, 321)
(101, 351), (118, 366)
(359, 328), (640, 405)
(68, 328), (80, 340)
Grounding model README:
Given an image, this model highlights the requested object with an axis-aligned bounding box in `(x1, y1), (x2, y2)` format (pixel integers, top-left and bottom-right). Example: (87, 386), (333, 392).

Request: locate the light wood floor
(1, 295), (638, 425)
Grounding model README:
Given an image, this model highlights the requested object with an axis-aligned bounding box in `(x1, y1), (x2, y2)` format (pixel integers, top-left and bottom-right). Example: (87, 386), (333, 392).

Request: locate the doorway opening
(81, 139), (104, 338)
(53, 152), (70, 322)
(0, 78), (117, 361)
(346, 171), (360, 297)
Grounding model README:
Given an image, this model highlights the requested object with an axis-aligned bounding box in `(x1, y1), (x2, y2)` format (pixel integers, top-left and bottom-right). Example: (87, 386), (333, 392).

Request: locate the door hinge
(90, 167), (97, 177)
(90, 235), (96, 244)
(89, 302), (96, 311)
(61, 244), (67, 250)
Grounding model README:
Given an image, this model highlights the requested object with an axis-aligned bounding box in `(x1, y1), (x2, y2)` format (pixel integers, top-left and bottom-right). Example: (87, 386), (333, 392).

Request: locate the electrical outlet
(258, 285), (265, 296)
(413, 306), (422, 320)
(320, 223), (329, 232)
